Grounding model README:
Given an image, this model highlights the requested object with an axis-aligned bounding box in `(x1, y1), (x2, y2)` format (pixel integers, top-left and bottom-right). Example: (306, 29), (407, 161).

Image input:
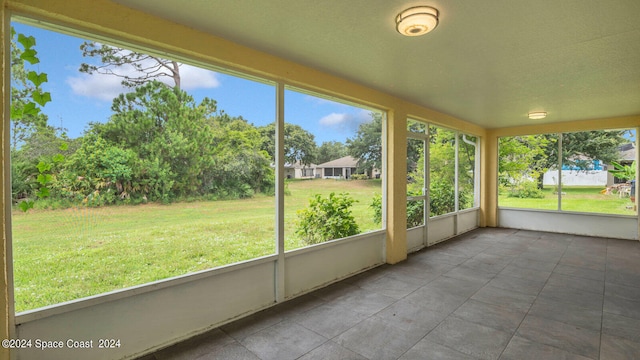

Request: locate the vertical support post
(1, 5), (13, 358)
(424, 126), (430, 245)
(474, 136), (481, 208)
(557, 133), (563, 211)
(480, 131), (498, 227)
(275, 83), (285, 301)
(386, 109), (407, 264)
(633, 127), (640, 240)
(454, 131), (459, 235)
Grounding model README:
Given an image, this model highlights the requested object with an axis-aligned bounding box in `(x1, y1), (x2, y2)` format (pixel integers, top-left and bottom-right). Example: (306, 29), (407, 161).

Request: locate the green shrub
(296, 192), (360, 245)
(407, 199), (424, 227)
(350, 174), (368, 180)
(508, 180), (545, 199)
(370, 192), (382, 224)
(371, 192), (424, 228)
(371, 185), (471, 227)
(429, 179), (455, 216)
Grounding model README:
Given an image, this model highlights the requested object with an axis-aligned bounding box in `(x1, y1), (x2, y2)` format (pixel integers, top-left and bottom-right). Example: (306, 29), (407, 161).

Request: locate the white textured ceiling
(111, 0), (640, 129)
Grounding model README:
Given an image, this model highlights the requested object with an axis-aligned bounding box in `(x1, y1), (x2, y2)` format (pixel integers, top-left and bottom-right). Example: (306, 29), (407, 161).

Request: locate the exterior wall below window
(14, 231), (385, 360)
(284, 231), (385, 298)
(406, 209), (480, 252)
(498, 208), (638, 240)
(16, 258), (277, 360)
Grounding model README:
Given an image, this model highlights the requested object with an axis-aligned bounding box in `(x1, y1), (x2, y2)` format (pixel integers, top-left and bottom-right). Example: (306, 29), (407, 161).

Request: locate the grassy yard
(498, 186), (636, 215)
(16, 182), (631, 312)
(12, 179), (381, 312)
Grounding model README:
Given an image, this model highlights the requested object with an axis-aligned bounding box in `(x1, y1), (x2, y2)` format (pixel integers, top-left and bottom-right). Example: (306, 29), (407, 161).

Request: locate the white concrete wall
(543, 170), (608, 187)
(499, 208), (638, 240)
(428, 215), (456, 246)
(407, 226), (426, 252)
(459, 209), (480, 234)
(285, 231), (385, 298)
(407, 209), (480, 252)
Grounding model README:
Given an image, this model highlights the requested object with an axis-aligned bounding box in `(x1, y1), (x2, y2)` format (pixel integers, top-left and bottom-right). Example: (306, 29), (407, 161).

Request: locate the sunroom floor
(139, 227), (640, 360)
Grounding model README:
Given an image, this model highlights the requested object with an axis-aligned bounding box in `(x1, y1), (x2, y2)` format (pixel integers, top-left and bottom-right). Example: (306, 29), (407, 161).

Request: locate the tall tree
(67, 81), (273, 203)
(347, 113), (382, 174)
(79, 42), (181, 89)
(499, 130), (628, 190)
(498, 135), (552, 190)
(556, 131), (627, 169)
(317, 141), (347, 164)
(258, 123), (317, 165)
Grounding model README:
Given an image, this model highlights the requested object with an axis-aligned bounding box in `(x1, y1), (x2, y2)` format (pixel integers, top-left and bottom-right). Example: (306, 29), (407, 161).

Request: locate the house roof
(618, 143), (636, 162)
(316, 156), (358, 168)
(284, 160), (317, 169)
(113, 0), (640, 129)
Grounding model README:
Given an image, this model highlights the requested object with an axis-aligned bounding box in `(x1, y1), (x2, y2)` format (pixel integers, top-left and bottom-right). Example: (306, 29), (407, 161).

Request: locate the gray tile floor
(140, 228), (640, 360)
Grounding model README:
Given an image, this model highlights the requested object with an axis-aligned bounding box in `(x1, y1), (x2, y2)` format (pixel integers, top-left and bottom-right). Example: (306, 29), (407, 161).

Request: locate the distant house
(284, 161), (317, 179)
(541, 143), (636, 187)
(316, 155), (373, 179)
(282, 155), (380, 180)
(610, 143), (636, 185)
(617, 143), (635, 164)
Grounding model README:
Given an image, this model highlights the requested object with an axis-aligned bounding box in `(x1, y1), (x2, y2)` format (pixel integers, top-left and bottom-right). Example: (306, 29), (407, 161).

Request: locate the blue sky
(13, 21), (376, 145)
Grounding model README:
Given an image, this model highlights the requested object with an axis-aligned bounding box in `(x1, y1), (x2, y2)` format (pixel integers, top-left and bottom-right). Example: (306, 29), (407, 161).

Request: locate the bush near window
(370, 192), (382, 224)
(370, 192), (423, 227)
(429, 178), (471, 216)
(506, 180), (545, 199)
(296, 192), (359, 245)
(407, 197), (424, 227)
(350, 174), (368, 180)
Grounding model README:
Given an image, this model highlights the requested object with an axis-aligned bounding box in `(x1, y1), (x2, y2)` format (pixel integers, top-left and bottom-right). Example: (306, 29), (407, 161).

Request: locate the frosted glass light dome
(396, 6), (439, 36)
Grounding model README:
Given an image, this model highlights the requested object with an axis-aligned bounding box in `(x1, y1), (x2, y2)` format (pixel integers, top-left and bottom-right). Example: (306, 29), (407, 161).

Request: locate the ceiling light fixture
(396, 6), (439, 36)
(528, 111), (547, 120)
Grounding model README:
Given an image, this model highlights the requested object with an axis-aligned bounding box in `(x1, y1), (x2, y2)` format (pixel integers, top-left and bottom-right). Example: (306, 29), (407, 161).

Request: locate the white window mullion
(275, 82), (285, 302)
(558, 133), (563, 211)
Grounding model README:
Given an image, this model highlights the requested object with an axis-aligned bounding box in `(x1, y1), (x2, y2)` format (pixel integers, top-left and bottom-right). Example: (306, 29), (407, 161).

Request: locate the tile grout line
(394, 232), (518, 360)
(386, 236), (489, 360)
(495, 232), (573, 360)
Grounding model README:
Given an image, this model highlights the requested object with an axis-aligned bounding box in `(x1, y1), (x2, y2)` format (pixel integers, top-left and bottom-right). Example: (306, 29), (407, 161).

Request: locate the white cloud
(319, 113), (348, 126)
(67, 54), (220, 102)
(180, 65), (220, 90)
(67, 73), (128, 101)
(319, 110), (372, 132)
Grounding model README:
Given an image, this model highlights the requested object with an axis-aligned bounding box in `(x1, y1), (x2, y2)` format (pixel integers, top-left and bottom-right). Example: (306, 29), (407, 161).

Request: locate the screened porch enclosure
(0, 1), (639, 360)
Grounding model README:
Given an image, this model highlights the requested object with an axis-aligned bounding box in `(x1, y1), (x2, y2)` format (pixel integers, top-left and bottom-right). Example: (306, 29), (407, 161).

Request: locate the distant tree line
(499, 131), (629, 198)
(10, 40), (383, 209)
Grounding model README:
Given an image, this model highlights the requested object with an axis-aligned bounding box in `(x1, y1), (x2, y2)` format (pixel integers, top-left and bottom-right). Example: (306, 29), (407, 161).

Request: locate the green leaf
(36, 188), (50, 199)
(27, 71), (48, 87)
(17, 33), (36, 49)
(52, 154), (65, 163)
(59, 142), (69, 151)
(36, 173), (53, 186)
(36, 161), (51, 173)
(20, 49), (39, 65)
(22, 102), (40, 116)
(32, 91), (51, 107)
(19, 201), (34, 213)
(10, 105), (23, 120)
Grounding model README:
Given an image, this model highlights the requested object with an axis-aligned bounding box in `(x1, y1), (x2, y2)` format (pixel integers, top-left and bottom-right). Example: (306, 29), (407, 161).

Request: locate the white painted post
(275, 83), (285, 301)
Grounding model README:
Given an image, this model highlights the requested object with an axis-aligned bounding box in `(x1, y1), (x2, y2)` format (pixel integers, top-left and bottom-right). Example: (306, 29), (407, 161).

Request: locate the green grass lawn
(12, 179), (382, 312)
(16, 182), (631, 312)
(498, 186), (636, 215)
